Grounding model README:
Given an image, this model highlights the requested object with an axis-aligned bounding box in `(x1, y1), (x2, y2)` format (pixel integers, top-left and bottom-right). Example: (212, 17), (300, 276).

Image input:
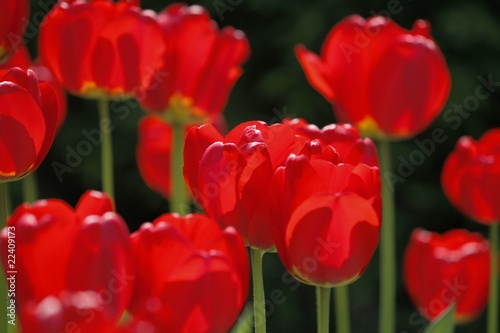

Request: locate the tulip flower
(442, 129), (500, 332)
(129, 213), (249, 333)
(442, 129), (500, 224)
(404, 228), (490, 323)
(184, 120), (305, 250)
(139, 3), (250, 124)
(38, 0), (165, 99)
(0, 190), (134, 329)
(296, 15), (450, 139)
(0, 0), (29, 62)
(0, 67), (58, 182)
(270, 148), (380, 332)
(270, 152), (381, 287)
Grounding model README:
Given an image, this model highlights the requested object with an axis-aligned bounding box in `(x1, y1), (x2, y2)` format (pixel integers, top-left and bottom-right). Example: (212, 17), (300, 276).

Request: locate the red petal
(136, 116), (172, 199)
(75, 190), (115, 219)
(285, 192), (379, 286)
(295, 44), (334, 102)
(183, 123), (223, 199)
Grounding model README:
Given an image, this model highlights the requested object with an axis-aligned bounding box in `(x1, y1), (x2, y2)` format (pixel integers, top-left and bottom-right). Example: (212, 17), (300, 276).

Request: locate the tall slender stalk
(317, 286), (331, 333)
(98, 98), (114, 199)
(487, 223), (499, 333)
(21, 173), (38, 203)
(378, 139), (396, 333)
(250, 248), (266, 333)
(170, 122), (189, 214)
(334, 285), (351, 333)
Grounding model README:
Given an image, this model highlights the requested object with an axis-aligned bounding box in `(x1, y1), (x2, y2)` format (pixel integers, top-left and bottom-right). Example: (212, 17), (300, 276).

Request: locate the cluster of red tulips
(0, 0), (498, 333)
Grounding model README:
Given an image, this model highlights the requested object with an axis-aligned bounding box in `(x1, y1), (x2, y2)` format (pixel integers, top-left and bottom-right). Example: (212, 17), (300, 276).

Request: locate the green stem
(334, 285), (351, 333)
(21, 173), (38, 203)
(0, 183), (9, 332)
(316, 286), (321, 330)
(378, 140), (396, 333)
(488, 223), (499, 333)
(317, 287), (331, 333)
(170, 122), (189, 214)
(98, 98), (114, 200)
(5, 183), (11, 216)
(250, 248), (266, 333)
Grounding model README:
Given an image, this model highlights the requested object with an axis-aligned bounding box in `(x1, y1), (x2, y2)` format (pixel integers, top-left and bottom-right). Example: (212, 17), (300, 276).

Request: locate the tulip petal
(284, 192), (379, 286)
(183, 123), (224, 198)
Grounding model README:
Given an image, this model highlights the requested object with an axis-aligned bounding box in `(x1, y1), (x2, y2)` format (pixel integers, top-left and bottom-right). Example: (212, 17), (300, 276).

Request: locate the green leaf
(424, 304), (456, 333)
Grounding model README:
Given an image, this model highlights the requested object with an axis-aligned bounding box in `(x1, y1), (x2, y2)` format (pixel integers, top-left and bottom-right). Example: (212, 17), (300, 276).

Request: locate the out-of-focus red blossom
(38, 0), (165, 99)
(183, 121), (305, 250)
(129, 213), (249, 333)
(0, 67), (58, 182)
(285, 118), (379, 167)
(270, 149), (381, 287)
(0, 190), (134, 331)
(296, 15), (450, 139)
(0, 0), (29, 62)
(21, 291), (115, 333)
(139, 3), (250, 124)
(136, 115), (227, 199)
(403, 228), (490, 323)
(442, 129), (500, 224)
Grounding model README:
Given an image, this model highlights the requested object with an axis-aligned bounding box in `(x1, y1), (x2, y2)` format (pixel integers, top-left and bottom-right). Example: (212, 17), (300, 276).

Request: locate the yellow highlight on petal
(358, 117), (384, 139)
(80, 82), (132, 100)
(0, 164), (34, 182)
(0, 45), (9, 64)
(162, 94), (208, 126)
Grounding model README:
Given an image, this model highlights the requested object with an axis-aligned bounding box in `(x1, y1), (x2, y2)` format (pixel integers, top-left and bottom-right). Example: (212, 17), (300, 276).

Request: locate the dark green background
(13, 0), (500, 331)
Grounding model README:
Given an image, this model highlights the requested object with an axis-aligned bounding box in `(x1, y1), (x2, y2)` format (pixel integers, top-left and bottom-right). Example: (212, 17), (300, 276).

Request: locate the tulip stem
(488, 223), (499, 333)
(250, 248), (266, 333)
(98, 98), (114, 200)
(334, 285), (351, 333)
(317, 286), (331, 333)
(170, 122), (189, 214)
(0, 182), (9, 332)
(378, 139), (396, 333)
(21, 173), (38, 203)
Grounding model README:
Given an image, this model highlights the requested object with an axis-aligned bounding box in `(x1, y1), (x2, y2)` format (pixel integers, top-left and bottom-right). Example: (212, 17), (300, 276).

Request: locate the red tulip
(38, 0), (165, 99)
(183, 121), (305, 250)
(296, 15), (450, 139)
(0, 190), (134, 329)
(270, 151), (381, 287)
(404, 228), (490, 323)
(0, 67), (58, 182)
(139, 3), (250, 124)
(129, 213), (249, 333)
(0, 0), (29, 62)
(442, 129), (500, 224)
